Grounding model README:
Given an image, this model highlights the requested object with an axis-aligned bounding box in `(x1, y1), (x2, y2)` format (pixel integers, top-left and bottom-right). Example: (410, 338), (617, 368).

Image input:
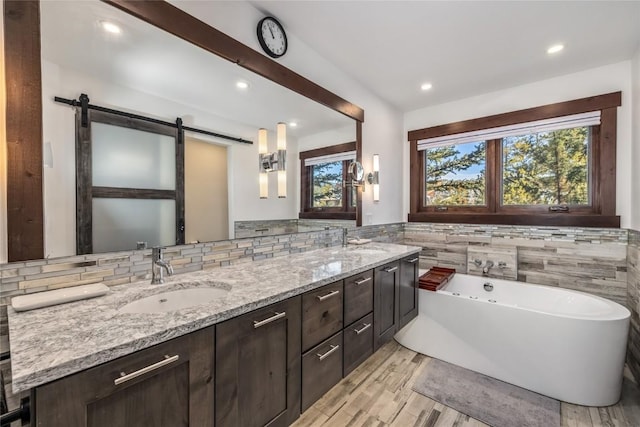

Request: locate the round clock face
(257, 17), (288, 58)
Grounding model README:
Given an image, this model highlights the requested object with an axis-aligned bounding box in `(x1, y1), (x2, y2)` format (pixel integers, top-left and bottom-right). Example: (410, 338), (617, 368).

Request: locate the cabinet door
(302, 280), (343, 352)
(216, 296), (301, 427)
(398, 255), (419, 331)
(34, 326), (215, 427)
(373, 261), (399, 350)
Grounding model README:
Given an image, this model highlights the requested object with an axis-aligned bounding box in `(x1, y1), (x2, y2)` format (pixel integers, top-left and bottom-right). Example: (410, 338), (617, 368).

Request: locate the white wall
(170, 1), (406, 225)
(631, 47), (640, 231)
(404, 61), (634, 228)
(185, 137), (228, 243)
(41, 59), (299, 257)
(0, 3), (6, 263)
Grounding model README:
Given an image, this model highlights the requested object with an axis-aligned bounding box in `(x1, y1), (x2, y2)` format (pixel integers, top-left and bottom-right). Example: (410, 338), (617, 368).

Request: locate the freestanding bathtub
(394, 273), (630, 406)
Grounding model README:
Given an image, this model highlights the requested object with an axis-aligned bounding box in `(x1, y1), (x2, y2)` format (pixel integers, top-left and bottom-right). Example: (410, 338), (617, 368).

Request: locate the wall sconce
(367, 154), (380, 202)
(258, 123), (287, 198)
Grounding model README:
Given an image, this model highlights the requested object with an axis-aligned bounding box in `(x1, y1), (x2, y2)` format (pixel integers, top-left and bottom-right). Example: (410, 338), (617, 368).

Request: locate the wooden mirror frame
(4, 0), (365, 262)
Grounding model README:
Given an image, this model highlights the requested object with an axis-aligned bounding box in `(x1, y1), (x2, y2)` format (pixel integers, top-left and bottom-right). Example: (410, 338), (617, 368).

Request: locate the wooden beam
(408, 92), (622, 141)
(102, 0), (364, 123)
(4, 0), (44, 261)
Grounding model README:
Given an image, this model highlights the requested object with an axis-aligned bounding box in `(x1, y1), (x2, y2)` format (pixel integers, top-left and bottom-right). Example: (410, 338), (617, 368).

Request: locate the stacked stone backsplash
(628, 229), (640, 383)
(403, 223), (629, 306)
(0, 228), (345, 346)
(234, 219), (357, 239)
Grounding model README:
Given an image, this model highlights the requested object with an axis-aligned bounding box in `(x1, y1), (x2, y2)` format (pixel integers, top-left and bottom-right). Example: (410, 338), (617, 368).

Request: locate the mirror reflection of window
(312, 161), (344, 208)
(299, 143), (357, 219)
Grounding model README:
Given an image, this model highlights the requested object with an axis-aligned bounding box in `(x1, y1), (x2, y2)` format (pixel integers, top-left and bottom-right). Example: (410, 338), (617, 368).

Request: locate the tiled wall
(628, 229), (640, 383)
(233, 219), (356, 238)
(404, 223), (629, 305)
(0, 228), (346, 308)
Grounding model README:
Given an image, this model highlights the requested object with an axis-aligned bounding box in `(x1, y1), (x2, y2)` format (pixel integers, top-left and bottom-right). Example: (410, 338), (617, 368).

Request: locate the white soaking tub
(394, 273), (630, 406)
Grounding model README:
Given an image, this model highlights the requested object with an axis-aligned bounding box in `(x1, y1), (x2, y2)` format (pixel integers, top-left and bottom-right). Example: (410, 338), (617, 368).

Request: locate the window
(300, 142), (357, 219)
(408, 92), (621, 227)
(424, 141), (486, 206)
(501, 127), (590, 206)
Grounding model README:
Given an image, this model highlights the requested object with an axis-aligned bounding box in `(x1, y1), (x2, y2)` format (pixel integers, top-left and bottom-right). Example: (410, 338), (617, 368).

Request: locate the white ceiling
(39, 1), (354, 140)
(253, 1), (640, 111)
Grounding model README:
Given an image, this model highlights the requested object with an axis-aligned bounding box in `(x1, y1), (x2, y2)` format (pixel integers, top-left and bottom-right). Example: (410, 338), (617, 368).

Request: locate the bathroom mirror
(4, 0), (362, 260)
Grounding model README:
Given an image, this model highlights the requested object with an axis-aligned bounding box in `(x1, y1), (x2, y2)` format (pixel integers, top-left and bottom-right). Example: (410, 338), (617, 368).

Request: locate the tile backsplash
(404, 223), (629, 305)
(0, 228), (345, 308)
(628, 229), (640, 383)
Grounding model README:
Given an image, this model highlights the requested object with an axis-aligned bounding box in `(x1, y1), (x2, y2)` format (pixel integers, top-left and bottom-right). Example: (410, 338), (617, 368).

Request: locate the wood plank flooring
(292, 341), (640, 427)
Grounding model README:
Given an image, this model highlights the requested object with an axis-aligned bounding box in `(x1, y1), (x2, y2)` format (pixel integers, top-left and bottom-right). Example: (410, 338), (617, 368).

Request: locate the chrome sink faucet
(151, 247), (173, 284)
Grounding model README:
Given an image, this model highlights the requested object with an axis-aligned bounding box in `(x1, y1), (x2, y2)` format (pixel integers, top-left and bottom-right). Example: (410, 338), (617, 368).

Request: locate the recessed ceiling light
(236, 81), (249, 89)
(420, 83), (433, 91)
(547, 44), (564, 54)
(100, 20), (121, 34)
(289, 122), (298, 127)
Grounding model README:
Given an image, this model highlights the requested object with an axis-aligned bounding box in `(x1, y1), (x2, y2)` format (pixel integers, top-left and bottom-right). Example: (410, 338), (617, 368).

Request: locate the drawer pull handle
(253, 311), (286, 328)
(317, 344), (340, 361)
(114, 354), (179, 385)
(354, 277), (371, 286)
(383, 266), (398, 273)
(316, 290), (340, 301)
(407, 258), (419, 264)
(354, 323), (372, 335)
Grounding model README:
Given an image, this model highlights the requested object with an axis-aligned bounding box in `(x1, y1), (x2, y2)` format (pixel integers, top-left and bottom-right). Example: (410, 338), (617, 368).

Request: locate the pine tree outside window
(408, 92), (621, 227)
(299, 143), (357, 220)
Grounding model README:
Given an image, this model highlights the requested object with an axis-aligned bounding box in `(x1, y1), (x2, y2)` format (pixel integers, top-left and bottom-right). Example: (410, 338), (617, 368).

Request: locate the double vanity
(8, 242), (421, 426)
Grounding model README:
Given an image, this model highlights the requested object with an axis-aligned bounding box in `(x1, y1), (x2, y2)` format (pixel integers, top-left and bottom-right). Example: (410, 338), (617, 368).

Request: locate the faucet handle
(152, 246), (165, 259)
(473, 259), (483, 267)
(498, 261), (507, 268)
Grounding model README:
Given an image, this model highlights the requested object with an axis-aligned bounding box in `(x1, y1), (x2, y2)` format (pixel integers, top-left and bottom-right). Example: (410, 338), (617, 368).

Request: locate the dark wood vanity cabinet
(302, 280), (343, 352)
(215, 296), (301, 427)
(301, 331), (343, 411)
(300, 281), (344, 411)
(343, 313), (373, 376)
(397, 255), (420, 331)
(373, 261), (400, 350)
(343, 270), (374, 376)
(33, 326), (215, 427)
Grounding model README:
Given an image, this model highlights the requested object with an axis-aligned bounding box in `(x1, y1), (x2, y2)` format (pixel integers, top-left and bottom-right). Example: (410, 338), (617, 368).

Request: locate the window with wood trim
(299, 142), (357, 220)
(408, 92), (621, 228)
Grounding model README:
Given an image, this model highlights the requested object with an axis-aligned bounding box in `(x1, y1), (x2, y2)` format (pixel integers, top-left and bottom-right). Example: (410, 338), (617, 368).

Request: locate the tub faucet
(151, 247), (173, 284)
(482, 260), (495, 276)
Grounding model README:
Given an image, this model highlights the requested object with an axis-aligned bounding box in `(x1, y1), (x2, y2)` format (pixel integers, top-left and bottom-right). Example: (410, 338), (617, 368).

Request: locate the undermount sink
(119, 287), (229, 314)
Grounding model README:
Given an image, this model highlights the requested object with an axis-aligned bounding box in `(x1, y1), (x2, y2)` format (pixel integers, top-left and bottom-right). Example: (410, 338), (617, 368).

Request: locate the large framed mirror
(3, 0), (364, 262)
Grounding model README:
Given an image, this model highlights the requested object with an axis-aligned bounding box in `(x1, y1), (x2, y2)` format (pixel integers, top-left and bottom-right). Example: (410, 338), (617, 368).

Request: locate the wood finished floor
(292, 341), (640, 427)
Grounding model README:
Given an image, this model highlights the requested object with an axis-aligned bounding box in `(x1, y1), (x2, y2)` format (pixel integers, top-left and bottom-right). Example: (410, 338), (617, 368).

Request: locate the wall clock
(257, 16), (288, 58)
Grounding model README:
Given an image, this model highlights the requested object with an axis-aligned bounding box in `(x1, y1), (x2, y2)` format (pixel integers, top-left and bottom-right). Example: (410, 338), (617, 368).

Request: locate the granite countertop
(8, 242), (420, 393)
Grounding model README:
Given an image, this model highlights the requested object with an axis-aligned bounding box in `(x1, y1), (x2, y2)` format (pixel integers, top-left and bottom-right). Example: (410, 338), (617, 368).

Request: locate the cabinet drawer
(343, 313), (374, 377)
(301, 331), (343, 411)
(344, 270), (373, 326)
(302, 280), (343, 352)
